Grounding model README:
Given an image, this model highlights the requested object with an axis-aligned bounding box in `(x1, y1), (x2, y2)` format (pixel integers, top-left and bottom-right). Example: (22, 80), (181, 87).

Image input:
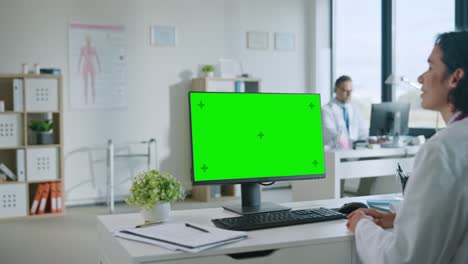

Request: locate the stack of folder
(0, 150), (25, 182)
(30, 182), (63, 215)
(0, 163), (17, 181)
(13, 79), (23, 112)
(115, 222), (247, 253)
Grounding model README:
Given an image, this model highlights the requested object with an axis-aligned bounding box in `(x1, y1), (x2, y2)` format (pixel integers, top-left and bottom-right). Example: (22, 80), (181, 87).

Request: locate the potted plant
(201, 65), (215, 77)
(126, 170), (185, 222)
(29, 120), (54, 144)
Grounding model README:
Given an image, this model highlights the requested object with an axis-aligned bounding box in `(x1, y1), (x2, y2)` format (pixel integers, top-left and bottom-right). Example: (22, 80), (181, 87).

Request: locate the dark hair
(335, 75), (352, 90)
(435, 31), (468, 113)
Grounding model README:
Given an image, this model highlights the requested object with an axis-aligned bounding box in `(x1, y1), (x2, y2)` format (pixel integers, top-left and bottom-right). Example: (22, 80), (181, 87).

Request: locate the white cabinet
(192, 77), (261, 93)
(0, 114), (22, 147)
(26, 147), (59, 181)
(25, 78), (59, 112)
(0, 183), (27, 218)
(147, 242), (352, 264)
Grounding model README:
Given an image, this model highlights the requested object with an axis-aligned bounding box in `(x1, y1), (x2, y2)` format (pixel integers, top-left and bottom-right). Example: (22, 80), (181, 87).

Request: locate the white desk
(97, 194), (396, 264)
(292, 146), (419, 201)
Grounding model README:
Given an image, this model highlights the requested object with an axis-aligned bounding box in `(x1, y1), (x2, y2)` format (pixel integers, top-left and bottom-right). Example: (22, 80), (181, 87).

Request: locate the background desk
(292, 146), (419, 201)
(97, 194), (396, 264)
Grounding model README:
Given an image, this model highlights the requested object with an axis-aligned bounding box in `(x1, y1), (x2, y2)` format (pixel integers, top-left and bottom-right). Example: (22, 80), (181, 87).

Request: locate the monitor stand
(222, 183), (291, 215)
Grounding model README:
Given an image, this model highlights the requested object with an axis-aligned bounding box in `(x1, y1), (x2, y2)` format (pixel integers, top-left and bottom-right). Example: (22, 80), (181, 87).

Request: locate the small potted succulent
(29, 120), (54, 145)
(126, 170), (185, 222)
(201, 65), (216, 77)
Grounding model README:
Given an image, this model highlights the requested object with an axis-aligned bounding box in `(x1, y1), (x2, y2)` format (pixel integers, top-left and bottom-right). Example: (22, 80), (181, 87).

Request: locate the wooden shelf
(0, 146), (25, 150)
(194, 77), (261, 82)
(186, 195), (237, 203)
(0, 74), (64, 220)
(25, 111), (60, 114)
(27, 179), (61, 184)
(0, 111), (22, 114)
(28, 212), (64, 218)
(0, 73), (61, 79)
(191, 184), (238, 202)
(0, 181), (25, 185)
(25, 144), (60, 149)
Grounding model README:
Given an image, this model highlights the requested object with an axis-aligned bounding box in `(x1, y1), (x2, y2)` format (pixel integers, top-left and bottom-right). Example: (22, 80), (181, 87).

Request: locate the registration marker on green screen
(189, 92), (325, 184)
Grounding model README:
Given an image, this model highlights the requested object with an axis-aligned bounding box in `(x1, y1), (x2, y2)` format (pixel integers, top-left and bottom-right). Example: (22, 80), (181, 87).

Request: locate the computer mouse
(338, 202), (369, 215)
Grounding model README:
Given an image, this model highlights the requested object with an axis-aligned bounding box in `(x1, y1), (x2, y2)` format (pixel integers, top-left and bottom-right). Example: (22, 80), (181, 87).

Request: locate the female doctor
(347, 31), (468, 264)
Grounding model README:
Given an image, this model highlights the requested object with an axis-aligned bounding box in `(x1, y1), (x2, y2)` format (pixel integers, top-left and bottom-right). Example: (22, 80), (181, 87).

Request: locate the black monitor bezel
(188, 91), (326, 186)
(369, 102), (410, 137)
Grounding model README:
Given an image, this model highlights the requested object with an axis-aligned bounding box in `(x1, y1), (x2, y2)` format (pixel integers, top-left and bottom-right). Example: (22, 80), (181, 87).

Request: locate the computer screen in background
(369, 102), (410, 137)
(189, 92), (325, 215)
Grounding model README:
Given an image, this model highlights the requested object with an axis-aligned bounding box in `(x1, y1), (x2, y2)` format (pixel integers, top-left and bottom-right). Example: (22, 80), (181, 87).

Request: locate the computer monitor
(369, 102), (410, 136)
(189, 92), (325, 215)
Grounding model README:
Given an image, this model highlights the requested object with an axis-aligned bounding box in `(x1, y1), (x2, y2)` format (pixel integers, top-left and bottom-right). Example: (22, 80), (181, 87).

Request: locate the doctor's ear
(448, 68), (465, 89)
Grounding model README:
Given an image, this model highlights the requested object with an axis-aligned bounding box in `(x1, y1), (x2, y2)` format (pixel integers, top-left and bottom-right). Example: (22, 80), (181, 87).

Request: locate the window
(394, 0), (455, 128)
(333, 0), (382, 121)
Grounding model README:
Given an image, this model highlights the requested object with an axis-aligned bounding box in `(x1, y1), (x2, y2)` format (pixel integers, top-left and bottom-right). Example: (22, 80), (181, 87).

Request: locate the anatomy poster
(69, 23), (127, 110)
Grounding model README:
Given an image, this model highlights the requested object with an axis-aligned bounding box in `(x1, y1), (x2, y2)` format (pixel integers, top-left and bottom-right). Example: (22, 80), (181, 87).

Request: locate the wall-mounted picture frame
(246, 31), (269, 50)
(150, 25), (177, 47)
(274, 32), (295, 51)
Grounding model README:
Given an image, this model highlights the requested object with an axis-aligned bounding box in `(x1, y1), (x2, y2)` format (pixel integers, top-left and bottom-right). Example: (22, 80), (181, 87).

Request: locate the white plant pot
(205, 72), (214, 77)
(141, 202), (171, 222)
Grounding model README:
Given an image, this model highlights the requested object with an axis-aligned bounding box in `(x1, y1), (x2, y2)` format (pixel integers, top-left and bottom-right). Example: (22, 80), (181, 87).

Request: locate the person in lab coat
(322, 75), (368, 148)
(347, 31), (468, 263)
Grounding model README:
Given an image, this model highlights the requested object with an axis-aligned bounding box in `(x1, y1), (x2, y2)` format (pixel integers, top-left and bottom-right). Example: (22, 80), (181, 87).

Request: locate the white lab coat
(354, 113), (468, 264)
(321, 98), (368, 146)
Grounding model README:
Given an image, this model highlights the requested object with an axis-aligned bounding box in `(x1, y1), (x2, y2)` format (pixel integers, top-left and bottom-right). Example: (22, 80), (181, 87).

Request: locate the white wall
(0, 0), (325, 205)
(307, 0), (332, 105)
(225, 0), (307, 93)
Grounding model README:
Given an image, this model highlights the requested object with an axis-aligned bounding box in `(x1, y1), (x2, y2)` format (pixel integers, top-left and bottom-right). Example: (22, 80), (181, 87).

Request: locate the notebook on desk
(114, 222), (247, 253)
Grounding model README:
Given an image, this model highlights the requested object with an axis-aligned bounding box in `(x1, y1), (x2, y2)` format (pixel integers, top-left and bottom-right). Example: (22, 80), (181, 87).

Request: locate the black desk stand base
(222, 183), (291, 215)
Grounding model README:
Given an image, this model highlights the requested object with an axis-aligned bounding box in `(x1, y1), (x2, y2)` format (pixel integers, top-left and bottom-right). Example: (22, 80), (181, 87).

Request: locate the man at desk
(347, 31), (468, 263)
(322, 75), (368, 149)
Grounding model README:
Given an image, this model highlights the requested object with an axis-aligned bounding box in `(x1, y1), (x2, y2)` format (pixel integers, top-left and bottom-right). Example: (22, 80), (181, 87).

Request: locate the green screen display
(189, 92), (325, 183)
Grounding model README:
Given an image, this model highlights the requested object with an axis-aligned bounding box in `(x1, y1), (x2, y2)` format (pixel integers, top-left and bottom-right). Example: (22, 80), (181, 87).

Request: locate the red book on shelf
(55, 182), (63, 213)
(30, 183), (44, 215)
(49, 182), (58, 213)
(38, 183), (51, 214)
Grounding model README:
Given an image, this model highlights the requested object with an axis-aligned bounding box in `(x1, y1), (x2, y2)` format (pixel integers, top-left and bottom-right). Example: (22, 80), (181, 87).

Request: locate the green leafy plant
(201, 65), (215, 73)
(125, 170), (185, 210)
(29, 120), (53, 132)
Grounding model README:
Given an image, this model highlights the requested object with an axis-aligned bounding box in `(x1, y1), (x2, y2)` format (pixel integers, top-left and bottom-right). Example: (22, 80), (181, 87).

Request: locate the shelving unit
(191, 77), (260, 93)
(0, 74), (63, 219)
(190, 77), (260, 202)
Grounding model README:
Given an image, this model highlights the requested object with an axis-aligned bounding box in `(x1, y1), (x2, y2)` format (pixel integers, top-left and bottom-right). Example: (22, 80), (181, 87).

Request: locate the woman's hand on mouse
(362, 208), (396, 229)
(347, 208), (397, 232)
(346, 209), (371, 232)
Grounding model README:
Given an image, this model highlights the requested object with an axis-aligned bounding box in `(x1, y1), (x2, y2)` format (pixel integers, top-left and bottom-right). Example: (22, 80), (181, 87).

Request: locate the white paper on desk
(114, 232), (245, 253)
(115, 231), (180, 251)
(114, 222), (247, 252)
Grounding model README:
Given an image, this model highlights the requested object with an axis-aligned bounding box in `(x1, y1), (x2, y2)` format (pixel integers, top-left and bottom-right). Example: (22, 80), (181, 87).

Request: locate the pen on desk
(185, 223), (210, 233)
(135, 221), (161, 228)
